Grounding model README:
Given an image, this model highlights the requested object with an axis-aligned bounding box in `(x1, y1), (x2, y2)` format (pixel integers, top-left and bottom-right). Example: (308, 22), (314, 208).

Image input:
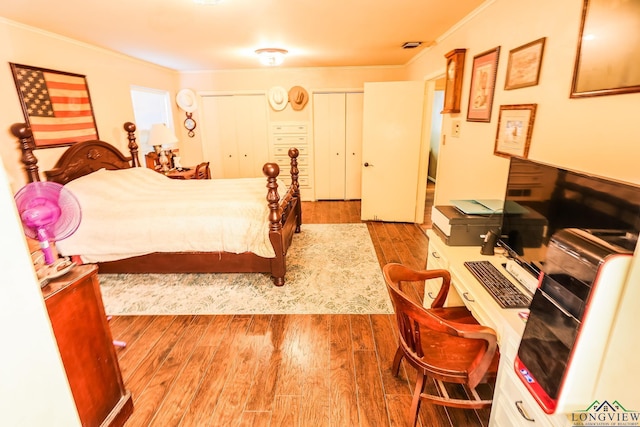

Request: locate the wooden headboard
(12, 122), (142, 185)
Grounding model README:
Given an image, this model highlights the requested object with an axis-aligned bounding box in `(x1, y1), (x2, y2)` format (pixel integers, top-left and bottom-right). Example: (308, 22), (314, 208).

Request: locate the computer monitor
(498, 157), (640, 278)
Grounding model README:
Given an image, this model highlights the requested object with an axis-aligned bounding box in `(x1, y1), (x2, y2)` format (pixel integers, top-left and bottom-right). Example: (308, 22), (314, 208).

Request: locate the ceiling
(2, 0), (486, 71)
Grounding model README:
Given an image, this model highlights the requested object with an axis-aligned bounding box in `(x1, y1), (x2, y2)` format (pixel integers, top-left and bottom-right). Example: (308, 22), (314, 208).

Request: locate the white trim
(406, 0), (497, 67)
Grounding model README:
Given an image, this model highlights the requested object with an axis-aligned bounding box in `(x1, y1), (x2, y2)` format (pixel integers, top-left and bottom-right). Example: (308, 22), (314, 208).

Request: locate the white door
(313, 92), (364, 200)
(345, 92), (364, 200)
(234, 95), (269, 178)
(201, 95), (234, 178)
(361, 81), (425, 222)
(201, 94), (269, 179)
(313, 93), (346, 199)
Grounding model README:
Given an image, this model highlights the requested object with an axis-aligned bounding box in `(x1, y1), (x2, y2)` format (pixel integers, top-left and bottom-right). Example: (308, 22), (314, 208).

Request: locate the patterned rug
(98, 223), (393, 315)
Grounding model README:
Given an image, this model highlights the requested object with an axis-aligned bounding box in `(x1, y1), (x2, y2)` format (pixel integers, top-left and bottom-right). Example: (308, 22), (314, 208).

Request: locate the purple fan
(14, 182), (81, 265)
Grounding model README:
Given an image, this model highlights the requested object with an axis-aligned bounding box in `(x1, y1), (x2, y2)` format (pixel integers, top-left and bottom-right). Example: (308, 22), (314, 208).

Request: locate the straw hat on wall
(268, 86), (288, 111)
(288, 86), (309, 111)
(176, 89), (198, 112)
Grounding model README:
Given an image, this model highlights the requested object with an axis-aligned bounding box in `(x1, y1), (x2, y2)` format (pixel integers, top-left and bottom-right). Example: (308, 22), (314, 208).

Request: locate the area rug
(98, 223), (393, 315)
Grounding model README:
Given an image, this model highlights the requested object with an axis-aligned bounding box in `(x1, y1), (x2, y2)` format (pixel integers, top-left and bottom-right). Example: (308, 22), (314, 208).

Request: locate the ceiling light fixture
(255, 48), (288, 66)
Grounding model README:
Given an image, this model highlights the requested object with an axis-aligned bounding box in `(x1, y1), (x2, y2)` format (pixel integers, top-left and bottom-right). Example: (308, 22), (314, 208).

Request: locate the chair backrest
(382, 263), (498, 388)
(195, 162), (211, 179)
(145, 152), (159, 169)
(383, 263), (451, 358)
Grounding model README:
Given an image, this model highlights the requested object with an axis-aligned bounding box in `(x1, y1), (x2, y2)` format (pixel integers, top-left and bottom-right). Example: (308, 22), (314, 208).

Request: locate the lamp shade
(148, 123), (178, 148)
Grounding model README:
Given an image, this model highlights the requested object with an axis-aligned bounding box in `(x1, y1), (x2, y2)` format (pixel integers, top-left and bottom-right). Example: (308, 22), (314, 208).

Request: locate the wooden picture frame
(466, 47), (500, 122)
(571, 0), (640, 98)
(494, 104), (537, 158)
(442, 48), (466, 114)
(505, 38), (546, 90)
(10, 63), (99, 148)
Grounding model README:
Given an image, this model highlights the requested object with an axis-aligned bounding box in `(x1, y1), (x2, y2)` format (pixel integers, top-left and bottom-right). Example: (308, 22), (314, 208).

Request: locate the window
(130, 86), (174, 155)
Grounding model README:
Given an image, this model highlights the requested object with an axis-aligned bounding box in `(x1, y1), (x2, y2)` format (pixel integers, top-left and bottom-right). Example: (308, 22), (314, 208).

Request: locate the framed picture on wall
(466, 47), (501, 122)
(10, 63), (99, 148)
(505, 37), (546, 90)
(494, 104), (537, 158)
(571, 0), (640, 98)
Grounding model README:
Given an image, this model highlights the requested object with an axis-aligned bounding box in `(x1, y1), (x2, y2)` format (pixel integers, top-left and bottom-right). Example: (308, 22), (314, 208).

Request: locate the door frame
(417, 70), (446, 221)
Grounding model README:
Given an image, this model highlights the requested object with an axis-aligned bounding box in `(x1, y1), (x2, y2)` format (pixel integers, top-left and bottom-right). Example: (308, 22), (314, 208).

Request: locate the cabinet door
(201, 95), (236, 178)
(234, 95), (269, 178)
(426, 238), (464, 308)
(314, 93), (346, 199)
(45, 266), (132, 427)
(201, 94), (269, 178)
(345, 92), (363, 200)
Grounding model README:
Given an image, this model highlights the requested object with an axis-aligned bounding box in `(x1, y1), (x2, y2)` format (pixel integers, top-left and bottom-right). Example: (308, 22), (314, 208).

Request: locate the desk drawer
(490, 358), (553, 427)
(452, 269), (498, 336)
(425, 240), (463, 307)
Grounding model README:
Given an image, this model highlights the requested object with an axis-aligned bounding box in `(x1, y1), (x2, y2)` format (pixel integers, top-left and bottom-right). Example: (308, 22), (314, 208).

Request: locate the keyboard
(463, 260), (532, 309)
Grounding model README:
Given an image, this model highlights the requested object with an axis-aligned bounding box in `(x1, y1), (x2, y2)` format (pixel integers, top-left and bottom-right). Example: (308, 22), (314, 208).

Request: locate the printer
(431, 205), (501, 246)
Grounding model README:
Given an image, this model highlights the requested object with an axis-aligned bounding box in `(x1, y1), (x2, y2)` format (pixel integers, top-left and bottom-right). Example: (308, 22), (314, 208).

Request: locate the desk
(426, 230), (568, 427)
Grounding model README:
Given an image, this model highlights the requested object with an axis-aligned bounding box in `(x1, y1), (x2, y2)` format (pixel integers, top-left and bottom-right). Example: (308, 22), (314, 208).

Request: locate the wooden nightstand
(163, 167), (196, 179)
(42, 265), (133, 427)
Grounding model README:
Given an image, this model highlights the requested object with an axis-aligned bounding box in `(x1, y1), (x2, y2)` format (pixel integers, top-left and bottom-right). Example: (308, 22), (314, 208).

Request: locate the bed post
(263, 162), (286, 286)
(11, 123), (40, 183)
(288, 148), (302, 233)
(123, 122), (141, 167)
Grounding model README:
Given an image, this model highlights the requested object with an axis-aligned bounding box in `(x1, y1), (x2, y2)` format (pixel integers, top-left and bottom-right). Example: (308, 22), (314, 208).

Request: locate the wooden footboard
(12, 121), (303, 286)
(264, 148), (302, 286)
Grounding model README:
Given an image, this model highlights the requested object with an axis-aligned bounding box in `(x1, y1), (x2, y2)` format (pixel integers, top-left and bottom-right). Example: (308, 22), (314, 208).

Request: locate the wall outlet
(452, 120), (461, 137)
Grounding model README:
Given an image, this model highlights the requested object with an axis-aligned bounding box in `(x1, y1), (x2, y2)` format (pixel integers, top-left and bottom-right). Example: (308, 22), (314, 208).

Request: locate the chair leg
(391, 346), (404, 376)
(409, 372), (426, 427)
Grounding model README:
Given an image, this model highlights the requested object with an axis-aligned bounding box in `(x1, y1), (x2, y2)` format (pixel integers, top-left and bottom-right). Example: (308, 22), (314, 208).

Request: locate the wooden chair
(382, 263), (500, 427)
(194, 162), (211, 179)
(144, 152), (159, 169)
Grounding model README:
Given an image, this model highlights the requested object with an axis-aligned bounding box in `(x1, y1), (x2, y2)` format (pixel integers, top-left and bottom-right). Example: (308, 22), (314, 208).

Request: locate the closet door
(313, 93), (346, 200)
(234, 95), (269, 178)
(345, 92), (363, 200)
(201, 94), (269, 179)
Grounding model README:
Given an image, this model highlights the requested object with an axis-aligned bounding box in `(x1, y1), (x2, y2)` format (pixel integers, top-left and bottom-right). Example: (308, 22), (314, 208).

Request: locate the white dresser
(270, 122), (311, 196)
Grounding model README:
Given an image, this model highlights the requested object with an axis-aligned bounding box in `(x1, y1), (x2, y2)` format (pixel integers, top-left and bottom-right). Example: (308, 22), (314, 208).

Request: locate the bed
(12, 121), (302, 286)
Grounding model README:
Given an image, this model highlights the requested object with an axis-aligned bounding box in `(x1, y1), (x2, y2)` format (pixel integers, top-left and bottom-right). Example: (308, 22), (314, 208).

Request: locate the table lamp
(148, 123), (178, 172)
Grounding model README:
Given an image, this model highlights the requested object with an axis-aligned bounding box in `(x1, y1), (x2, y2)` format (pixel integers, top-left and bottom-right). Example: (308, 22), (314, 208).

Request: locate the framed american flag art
(10, 63), (99, 148)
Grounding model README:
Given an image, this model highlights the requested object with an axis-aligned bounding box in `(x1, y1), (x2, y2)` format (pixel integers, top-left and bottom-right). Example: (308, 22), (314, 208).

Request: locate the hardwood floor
(111, 197), (491, 427)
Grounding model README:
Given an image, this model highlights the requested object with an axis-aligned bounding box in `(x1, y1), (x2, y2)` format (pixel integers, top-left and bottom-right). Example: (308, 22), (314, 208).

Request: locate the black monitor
(498, 157), (640, 278)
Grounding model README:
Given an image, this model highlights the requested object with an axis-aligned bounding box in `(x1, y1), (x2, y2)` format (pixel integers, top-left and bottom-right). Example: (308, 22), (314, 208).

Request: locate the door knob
(364, 162), (374, 167)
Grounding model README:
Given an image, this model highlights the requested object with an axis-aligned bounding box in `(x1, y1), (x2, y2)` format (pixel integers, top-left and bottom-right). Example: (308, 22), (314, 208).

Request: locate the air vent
(402, 42), (422, 49)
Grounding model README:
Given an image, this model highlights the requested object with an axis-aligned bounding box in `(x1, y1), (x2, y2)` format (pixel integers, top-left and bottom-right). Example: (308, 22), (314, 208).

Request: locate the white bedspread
(56, 167), (277, 262)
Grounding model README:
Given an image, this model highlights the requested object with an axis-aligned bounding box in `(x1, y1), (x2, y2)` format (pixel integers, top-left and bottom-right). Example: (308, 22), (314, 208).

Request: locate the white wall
(0, 18), (179, 191)
(1, 1), (640, 416)
(176, 66), (409, 166)
(0, 160), (80, 426)
(407, 0), (640, 409)
(0, 18), (179, 422)
(405, 0), (640, 204)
